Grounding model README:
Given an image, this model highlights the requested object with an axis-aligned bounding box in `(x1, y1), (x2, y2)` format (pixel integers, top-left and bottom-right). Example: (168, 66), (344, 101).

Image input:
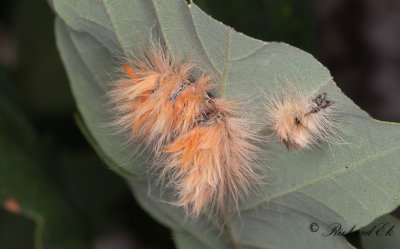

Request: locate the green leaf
(53, 0), (400, 248)
(360, 215), (400, 249)
(173, 230), (226, 249)
(0, 81), (88, 249)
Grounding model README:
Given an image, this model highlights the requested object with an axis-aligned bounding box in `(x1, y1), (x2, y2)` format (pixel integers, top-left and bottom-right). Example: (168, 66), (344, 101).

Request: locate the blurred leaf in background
(0, 0), (175, 248)
(194, 0), (315, 53)
(0, 69), (88, 249)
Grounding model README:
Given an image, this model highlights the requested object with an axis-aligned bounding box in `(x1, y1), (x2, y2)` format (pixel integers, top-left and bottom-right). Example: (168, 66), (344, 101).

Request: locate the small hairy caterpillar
(107, 41), (261, 217)
(265, 90), (336, 150)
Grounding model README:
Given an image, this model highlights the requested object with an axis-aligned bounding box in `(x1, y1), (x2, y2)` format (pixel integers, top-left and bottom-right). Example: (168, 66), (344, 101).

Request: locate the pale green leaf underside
(361, 215), (400, 249)
(53, 0), (400, 248)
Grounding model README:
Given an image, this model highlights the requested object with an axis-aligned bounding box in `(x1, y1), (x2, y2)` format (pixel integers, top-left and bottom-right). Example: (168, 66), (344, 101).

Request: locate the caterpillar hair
(108, 41), (203, 154)
(265, 89), (337, 150)
(107, 41), (261, 217)
(163, 98), (261, 217)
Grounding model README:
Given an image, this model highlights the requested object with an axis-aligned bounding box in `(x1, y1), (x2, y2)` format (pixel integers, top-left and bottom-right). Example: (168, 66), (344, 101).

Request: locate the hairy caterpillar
(265, 90), (337, 150)
(107, 41), (261, 217)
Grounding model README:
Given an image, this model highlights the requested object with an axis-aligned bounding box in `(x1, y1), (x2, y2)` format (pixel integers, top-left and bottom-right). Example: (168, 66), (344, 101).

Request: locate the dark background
(0, 0), (400, 248)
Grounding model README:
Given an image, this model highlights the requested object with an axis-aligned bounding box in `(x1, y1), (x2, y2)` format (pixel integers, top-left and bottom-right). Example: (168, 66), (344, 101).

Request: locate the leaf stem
(220, 27), (231, 98)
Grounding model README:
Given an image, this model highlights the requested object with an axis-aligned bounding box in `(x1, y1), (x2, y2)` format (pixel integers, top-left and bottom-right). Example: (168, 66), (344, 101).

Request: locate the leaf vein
(241, 142), (400, 212)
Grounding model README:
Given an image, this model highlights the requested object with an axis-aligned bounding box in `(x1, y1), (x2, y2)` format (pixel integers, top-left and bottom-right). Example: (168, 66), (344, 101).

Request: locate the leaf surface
(361, 215), (400, 249)
(53, 0), (400, 248)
